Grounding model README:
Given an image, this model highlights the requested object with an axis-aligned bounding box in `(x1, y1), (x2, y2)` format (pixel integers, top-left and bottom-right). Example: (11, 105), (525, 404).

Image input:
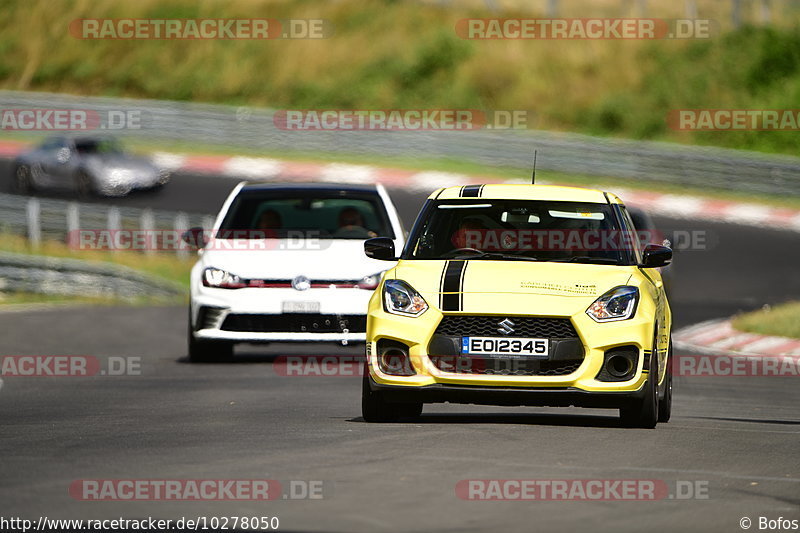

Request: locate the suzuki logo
(497, 318), (515, 335)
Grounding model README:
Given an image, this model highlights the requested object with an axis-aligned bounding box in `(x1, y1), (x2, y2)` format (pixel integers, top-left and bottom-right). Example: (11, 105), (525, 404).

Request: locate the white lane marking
(679, 321), (735, 346)
(722, 204), (774, 225)
(736, 335), (800, 355)
(707, 332), (762, 351)
(222, 156), (284, 179)
(319, 163), (376, 184)
(652, 195), (706, 218)
(675, 319), (800, 356)
(409, 171), (470, 191)
(673, 339), (730, 355)
(674, 319), (728, 343)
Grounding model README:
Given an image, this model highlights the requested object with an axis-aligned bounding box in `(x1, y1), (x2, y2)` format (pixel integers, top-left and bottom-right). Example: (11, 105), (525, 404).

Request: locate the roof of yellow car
(429, 183), (621, 204)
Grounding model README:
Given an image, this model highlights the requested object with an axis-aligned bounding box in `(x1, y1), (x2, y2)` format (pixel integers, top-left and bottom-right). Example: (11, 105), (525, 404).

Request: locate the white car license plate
(461, 337), (549, 357)
(282, 301), (320, 313)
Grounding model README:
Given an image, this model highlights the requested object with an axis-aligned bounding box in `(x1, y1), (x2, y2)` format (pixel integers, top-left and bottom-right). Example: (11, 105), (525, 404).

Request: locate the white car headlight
(383, 280), (428, 317)
(202, 267), (245, 289)
(586, 286), (639, 322)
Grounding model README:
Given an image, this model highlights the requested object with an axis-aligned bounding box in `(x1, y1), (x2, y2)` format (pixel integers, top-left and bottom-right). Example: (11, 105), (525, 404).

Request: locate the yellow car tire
(362, 366), (423, 423)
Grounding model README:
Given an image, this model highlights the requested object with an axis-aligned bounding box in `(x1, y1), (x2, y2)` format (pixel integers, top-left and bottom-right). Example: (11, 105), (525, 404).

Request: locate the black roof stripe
(461, 185), (482, 198)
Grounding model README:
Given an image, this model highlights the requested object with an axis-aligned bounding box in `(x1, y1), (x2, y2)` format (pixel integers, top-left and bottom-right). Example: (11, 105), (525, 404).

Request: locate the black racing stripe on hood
(440, 260), (467, 311)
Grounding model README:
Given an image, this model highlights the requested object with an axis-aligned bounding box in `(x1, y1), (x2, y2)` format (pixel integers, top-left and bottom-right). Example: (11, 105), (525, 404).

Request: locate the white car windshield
(217, 189), (396, 240)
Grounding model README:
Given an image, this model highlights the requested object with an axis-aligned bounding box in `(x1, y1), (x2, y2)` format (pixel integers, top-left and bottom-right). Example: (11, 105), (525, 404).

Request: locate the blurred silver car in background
(12, 136), (170, 197)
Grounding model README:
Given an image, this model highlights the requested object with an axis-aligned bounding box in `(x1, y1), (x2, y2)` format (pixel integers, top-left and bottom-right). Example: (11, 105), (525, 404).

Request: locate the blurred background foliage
(1, 0), (799, 154)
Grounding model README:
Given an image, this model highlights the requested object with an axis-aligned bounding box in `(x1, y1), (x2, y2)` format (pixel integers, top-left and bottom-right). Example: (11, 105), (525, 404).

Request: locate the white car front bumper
(191, 286), (372, 343)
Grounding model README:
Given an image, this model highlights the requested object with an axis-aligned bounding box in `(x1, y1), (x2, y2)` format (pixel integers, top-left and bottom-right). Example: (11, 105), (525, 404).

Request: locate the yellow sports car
(362, 184), (673, 428)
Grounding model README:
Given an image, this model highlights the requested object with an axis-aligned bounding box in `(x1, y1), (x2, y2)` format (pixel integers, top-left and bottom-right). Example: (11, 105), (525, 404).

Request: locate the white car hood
(199, 239), (394, 279)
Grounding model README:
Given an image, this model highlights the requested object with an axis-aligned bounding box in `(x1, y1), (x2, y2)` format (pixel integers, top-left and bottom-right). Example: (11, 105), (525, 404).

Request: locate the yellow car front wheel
(362, 366), (423, 423)
(619, 332), (662, 428)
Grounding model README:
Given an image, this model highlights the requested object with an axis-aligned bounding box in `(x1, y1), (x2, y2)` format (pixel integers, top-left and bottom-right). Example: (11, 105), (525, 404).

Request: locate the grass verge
(732, 301), (800, 339)
(0, 292), (120, 306)
(0, 232), (193, 306)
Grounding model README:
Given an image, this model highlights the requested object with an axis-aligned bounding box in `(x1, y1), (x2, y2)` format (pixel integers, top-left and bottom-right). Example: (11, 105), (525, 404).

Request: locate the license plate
(461, 337), (549, 357)
(282, 301), (320, 313)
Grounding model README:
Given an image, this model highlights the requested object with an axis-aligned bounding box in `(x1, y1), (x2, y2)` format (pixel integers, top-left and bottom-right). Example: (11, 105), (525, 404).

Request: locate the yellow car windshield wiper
(550, 256), (621, 264)
(449, 251), (539, 262)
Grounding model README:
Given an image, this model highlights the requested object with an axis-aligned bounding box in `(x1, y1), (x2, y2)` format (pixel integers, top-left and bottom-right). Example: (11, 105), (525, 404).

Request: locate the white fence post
(174, 212), (190, 259)
(66, 202), (80, 250)
(140, 208), (155, 256)
(26, 197), (41, 249)
(107, 207), (121, 254)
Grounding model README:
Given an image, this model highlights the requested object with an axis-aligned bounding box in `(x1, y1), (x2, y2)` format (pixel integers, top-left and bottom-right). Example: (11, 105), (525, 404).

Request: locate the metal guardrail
(0, 193), (206, 298)
(2, 90), (799, 196)
(0, 192), (214, 255)
(0, 251), (184, 300)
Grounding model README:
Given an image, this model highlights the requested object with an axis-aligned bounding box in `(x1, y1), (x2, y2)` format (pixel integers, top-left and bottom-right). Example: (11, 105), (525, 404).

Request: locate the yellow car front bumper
(366, 304), (659, 408)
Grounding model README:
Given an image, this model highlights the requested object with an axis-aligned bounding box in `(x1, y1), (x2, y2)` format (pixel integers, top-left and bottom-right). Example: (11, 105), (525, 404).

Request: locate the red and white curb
(674, 319), (800, 356)
(150, 152), (486, 192)
(153, 152), (800, 233)
(3, 140), (800, 232)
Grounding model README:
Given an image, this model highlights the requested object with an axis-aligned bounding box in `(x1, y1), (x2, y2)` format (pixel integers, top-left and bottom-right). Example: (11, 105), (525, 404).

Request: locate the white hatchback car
(186, 182), (405, 361)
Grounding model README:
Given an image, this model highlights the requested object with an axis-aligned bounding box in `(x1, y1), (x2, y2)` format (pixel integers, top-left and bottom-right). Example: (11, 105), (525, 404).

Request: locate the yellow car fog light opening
(383, 280), (428, 317)
(376, 340), (416, 376)
(586, 286), (639, 322)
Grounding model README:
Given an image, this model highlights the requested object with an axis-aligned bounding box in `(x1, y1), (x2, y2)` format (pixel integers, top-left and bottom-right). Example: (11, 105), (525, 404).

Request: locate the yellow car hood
(392, 260), (634, 315)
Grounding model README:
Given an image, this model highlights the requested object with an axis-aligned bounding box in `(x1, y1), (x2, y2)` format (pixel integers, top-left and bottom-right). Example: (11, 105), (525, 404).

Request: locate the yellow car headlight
(586, 286), (639, 322)
(383, 280), (428, 317)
